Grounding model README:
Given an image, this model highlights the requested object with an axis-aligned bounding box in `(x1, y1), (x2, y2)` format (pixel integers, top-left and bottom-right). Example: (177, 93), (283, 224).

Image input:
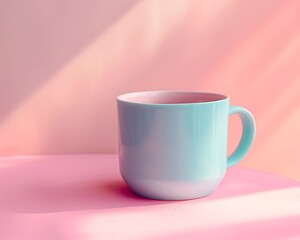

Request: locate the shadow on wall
(0, 0), (138, 119)
(0, 0), (300, 184)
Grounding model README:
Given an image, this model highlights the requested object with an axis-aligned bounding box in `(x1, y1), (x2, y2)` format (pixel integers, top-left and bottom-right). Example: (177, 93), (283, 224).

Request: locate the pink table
(0, 154), (299, 240)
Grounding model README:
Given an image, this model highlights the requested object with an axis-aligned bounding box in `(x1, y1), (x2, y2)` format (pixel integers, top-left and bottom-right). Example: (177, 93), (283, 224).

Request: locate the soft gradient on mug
(0, 0), (300, 181)
(118, 92), (256, 200)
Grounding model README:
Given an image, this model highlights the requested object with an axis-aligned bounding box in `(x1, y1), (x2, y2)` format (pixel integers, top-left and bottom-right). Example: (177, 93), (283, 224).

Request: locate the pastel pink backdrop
(1, 0), (300, 181)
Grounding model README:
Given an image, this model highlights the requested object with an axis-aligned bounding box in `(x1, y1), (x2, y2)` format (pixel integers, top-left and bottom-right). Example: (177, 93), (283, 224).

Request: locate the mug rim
(117, 90), (229, 106)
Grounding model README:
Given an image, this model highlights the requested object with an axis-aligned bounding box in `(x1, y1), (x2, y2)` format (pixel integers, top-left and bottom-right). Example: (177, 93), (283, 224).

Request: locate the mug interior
(118, 91), (227, 104)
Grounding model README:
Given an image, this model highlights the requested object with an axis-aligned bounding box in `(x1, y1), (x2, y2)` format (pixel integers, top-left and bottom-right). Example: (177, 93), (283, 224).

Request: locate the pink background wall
(1, 0), (300, 180)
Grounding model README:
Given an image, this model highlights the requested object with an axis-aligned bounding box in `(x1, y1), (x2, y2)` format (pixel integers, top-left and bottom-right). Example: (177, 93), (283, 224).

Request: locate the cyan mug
(117, 91), (255, 200)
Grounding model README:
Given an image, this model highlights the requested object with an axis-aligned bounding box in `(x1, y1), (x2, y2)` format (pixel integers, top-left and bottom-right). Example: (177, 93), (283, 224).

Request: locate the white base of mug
(121, 175), (224, 201)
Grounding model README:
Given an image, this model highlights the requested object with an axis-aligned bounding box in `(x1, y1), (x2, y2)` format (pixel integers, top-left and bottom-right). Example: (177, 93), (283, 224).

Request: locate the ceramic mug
(117, 91), (255, 200)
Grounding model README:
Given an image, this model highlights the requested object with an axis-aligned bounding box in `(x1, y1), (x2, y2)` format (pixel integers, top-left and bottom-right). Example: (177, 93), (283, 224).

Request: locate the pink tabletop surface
(0, 154), (299, 240)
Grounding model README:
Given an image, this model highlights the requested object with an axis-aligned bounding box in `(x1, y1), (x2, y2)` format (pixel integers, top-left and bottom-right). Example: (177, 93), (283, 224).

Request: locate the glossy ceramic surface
(117, 91), (255, 200)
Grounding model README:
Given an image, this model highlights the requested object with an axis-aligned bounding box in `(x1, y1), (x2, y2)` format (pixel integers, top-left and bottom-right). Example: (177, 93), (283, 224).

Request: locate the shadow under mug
(117, 91), (256, 200)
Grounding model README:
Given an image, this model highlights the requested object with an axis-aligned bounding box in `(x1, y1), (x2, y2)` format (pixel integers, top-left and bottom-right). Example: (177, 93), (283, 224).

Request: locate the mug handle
(227, 106), (256, 168)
